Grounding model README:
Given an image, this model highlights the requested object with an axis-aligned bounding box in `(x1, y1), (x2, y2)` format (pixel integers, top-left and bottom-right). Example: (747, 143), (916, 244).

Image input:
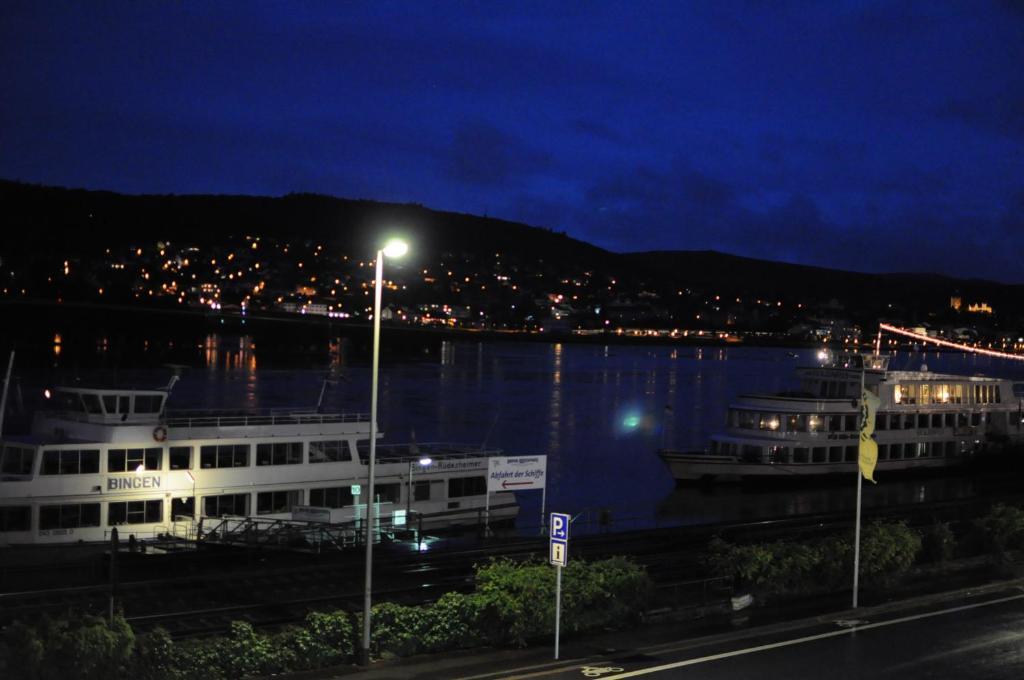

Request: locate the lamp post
(407, 456), (432, 517)
(360, 237), (408, 666)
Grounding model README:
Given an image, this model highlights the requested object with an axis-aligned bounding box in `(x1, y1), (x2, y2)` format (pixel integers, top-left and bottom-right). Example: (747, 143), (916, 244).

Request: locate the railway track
(2, 492), (1020, 636)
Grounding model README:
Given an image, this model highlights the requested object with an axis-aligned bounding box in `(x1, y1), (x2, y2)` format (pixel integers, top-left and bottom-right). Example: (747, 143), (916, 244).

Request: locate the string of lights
(878, 323), (1024, 362)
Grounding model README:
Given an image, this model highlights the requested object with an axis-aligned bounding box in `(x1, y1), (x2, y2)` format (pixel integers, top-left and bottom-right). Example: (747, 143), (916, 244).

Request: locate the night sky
(2, 2), (1022, 282)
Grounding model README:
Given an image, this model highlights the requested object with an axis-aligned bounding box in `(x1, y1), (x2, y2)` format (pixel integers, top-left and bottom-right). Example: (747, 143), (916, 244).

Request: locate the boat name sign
(487, 456), (547, 492)
(107, 476), (162, 491)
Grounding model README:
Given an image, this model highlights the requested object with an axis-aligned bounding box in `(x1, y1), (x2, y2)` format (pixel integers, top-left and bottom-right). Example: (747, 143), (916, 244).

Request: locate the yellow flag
(859, 388), (880, 483)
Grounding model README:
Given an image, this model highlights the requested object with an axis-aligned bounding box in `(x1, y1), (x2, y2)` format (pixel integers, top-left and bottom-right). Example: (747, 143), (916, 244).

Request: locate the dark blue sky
(2, 2), (1022, 281)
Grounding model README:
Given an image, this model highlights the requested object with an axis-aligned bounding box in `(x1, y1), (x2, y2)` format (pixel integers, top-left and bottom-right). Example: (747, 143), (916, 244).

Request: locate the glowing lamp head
(382, 239), (409, 259)
(44, 388), (52, 399)
(135, 463), (146, 475)
(418, 457), (432, 467)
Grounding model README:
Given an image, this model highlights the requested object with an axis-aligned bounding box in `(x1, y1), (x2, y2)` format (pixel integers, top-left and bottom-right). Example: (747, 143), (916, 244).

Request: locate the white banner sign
(488, 455), (547, 492)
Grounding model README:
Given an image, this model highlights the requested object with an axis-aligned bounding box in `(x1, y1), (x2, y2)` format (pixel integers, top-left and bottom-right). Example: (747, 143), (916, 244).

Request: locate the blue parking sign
(550, 512), (570, 540)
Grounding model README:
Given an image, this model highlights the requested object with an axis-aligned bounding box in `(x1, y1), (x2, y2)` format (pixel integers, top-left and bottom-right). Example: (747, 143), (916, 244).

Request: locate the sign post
(487, 456), (547, 535)
(549, 512), (569, 660)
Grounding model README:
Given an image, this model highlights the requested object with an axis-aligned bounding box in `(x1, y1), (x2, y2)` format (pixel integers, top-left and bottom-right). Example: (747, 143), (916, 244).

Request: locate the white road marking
(601, 593), (1024, 678)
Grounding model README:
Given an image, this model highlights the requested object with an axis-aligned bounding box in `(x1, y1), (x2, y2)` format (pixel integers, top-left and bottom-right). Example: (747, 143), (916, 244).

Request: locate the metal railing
(165, 410), (369, 429)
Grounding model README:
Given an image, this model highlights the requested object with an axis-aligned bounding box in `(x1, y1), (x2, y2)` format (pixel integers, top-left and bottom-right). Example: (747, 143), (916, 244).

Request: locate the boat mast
(0, 350), (13, 439)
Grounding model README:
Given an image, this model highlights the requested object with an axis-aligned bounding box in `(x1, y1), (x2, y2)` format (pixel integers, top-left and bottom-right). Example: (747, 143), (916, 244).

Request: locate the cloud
(575, 160), (1024, 282)
(939, 92), (1024, 140)
(447, 121), (553, 187)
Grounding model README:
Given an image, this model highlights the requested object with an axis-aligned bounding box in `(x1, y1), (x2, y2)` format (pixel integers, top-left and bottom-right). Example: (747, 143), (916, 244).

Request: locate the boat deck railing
(165, 409), (369, 429)
(368, 442), (503, 464)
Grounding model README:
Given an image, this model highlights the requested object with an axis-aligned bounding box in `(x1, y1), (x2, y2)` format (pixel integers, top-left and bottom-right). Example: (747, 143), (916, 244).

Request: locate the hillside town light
(360, 237), (408, 666)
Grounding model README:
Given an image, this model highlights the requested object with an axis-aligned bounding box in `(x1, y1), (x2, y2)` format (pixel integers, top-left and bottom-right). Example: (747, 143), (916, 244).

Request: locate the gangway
(197, 515), (402, 553)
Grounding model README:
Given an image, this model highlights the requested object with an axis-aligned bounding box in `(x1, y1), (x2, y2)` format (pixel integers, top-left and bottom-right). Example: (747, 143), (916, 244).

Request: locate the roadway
(342, 583), (1024, 680)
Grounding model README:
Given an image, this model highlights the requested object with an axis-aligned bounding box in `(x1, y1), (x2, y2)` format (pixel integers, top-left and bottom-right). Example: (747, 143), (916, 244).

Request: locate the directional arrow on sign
(502, 480), (534, 489)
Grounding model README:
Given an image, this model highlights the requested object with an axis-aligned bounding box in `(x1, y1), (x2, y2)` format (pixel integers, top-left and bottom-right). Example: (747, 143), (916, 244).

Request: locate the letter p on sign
(550, 512), (569, 540)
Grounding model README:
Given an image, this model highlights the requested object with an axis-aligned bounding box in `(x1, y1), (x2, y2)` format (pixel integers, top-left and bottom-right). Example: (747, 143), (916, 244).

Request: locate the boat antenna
(0, 350), (14, 440)
(480, 411), (501, 451)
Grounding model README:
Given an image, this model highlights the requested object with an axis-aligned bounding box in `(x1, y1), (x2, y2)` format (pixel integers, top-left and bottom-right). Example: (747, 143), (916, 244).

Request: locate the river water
(11, 331), (1024, 533)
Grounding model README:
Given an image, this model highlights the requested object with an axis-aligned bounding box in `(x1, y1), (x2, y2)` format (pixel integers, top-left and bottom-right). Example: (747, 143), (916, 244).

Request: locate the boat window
(414, 480), (431, 501)
(108, 499), (162, 525)
(758, 414), (780, 431)
(844, 445), (857, 462)
(914, 442), (927, 458)
(917, 414), (929, 429)
(102, 395), (132, 414)
(53, 391), (85, 412)
(787, 414), (808, 432)
(133, 395), (164, 414)
(203, 493), (249, 517)
(257, 442), (303, 466)
(931, 414), (943, 428)
(971, 413), (981, 426)
(171, 497), (195, 519)
(0, 506), (31, 532)
(828, 415), (843, 431)
(944, 441), (956, 457)
(844, 415), (857, 431)
(200, 444), (249, 469)
(81, 393), (103, 414)
(903, 414), (915, 429)
(257, 490), (302, 515)
(1014, 384), (1024, 398)
(108, 448), (162, 473)
(920, 385), (931, 404)
(448, 476), (486, 498)
(39, 503), (100, 529)
(738, 411), (756, 429)
(169, 446), (192, 470)
(812, 447), (827, 463)
(994, 386), (1001, 403)
(41, 449), (100, 475)
(1, 445), (35, 476)
(828, 447), (843, 463)
(310, 440), (351, 463)
(310, 486), (351, 508)
(808, 415), (823, 433)
(876, 415), (887, 431)
(793, 447), (809, 463)
(944, 413), (955, 428)
(878, 444), (888, 460)
(372, 483), (401, 504)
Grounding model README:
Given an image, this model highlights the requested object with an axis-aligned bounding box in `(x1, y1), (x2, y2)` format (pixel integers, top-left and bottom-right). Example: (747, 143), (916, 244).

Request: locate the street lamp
(360, 237), (407, 666)
(407, 456), (432, 516)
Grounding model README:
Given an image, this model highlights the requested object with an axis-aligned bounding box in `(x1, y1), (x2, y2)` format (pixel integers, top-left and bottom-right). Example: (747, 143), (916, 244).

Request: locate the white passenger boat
(0, 379), (517, 545)
(659, 352), (1024, 482)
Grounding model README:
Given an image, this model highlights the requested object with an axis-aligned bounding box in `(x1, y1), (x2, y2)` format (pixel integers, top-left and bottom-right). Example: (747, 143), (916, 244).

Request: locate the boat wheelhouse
(0, 383), (517, 545)
(659, 353), (1024, 482)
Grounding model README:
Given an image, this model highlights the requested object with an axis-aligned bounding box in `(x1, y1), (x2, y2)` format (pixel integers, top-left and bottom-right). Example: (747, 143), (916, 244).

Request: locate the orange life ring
(153, 426), (168, 442)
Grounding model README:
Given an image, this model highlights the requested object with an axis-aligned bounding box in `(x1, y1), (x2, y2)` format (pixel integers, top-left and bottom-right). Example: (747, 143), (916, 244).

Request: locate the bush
(857, 521), (921, 587)
(706, 521), (921, 595)
(132, 627), (181, 680)
(470, 557), (653, 648)
(3, 620), (45, 680)
(281, 610), (354, 669)
(420, 591), (483, 653)
(919, 522), (956, 563)
(20, 613), (136, 680)
(370, 602), (427, 657)
(978, 504), (1024, 555)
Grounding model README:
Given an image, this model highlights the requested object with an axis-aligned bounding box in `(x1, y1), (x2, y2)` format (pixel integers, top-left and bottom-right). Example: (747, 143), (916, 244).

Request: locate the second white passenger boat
(659, 352), (1024, 482)
(0, 378), (518, 545)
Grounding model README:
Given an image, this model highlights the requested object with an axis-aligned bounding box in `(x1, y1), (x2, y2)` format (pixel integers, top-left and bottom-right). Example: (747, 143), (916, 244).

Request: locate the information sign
(487, 456), (547, 492)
